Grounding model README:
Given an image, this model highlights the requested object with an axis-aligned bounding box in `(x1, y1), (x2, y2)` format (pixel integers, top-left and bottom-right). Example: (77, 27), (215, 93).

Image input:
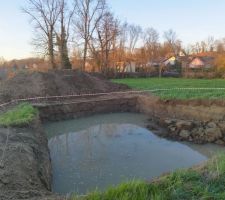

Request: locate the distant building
(188, 56), (215, 69)
(115, 61), (136, 73)
(146, 58), (165, 67)
(124, 61), (136, 72)
(163, 56), (176, 66)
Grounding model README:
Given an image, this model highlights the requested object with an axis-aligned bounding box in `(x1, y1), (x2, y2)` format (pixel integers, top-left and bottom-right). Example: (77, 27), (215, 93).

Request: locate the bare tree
(55, 0), (76, 69)
(200, 41), (207, 52)
(23, 0), (61, 68)
(215, 39), (225, 53)
(189, 36), (216, 54)
(206, 36), (215, 52)
(144, 27), (159, 61)
(163, 29), (179, 55)
(127, 24), (142, 54)
(75, 0), (106, 71)
(117, 22), (128, 61)
(91, 11), (119, 72)
(191, 42), (202, 54)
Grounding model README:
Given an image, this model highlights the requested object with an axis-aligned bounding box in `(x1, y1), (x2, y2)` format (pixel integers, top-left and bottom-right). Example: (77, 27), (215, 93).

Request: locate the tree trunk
(62, 41), (71, 69)
(58, 33), (71, 69)
(48, 30), (56, 69)
(58, 7), (72, 70)
(159, 64), (163, 78)
(83, 40), (88, 71)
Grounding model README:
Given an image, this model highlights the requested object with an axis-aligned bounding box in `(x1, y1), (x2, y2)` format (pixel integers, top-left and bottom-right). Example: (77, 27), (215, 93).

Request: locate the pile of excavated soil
(0, 70), (129, 103)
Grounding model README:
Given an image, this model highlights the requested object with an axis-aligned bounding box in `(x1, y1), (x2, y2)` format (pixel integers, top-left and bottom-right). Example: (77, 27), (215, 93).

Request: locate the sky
(0, 0), (225, 60)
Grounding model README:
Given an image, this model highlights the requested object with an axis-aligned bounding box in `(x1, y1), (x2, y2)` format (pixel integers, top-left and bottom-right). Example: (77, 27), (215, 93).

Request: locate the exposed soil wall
(137, 95), (225, 121)
(36, 94), (138, 122)
(137, 94), (225, 144)
(0, 119), (53, 200)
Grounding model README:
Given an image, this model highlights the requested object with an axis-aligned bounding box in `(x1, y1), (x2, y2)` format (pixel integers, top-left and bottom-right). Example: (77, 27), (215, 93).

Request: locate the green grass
(72, 154), (225, 200)
(113, 78), (225, 100)
(0, 103), (38, 127)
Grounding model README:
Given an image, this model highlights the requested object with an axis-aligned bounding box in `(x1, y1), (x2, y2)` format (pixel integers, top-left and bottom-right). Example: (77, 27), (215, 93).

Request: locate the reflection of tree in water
(77, 124), (120, 172)
(104, 124), (120, 138)
(79, 125), (105, 171)
(48, 134), (69, 168)
(49, 123), (140, 177)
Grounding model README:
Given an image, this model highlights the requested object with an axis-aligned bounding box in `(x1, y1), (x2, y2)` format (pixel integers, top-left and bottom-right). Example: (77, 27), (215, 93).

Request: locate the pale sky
(1, 0), (225, 60)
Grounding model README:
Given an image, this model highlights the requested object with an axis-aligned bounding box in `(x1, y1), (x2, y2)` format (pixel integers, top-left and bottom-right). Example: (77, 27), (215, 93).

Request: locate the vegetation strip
(113, 78), (225, 99)
(0, 103), (38, 127)
(71, 154), (225, 200)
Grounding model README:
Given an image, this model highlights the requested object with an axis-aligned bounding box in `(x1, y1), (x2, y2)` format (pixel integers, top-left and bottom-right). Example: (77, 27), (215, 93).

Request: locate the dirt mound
(0, 70), (129, 103)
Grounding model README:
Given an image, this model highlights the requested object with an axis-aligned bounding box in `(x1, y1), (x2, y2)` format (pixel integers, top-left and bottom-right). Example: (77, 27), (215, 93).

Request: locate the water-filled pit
(44, 113), (225, 195)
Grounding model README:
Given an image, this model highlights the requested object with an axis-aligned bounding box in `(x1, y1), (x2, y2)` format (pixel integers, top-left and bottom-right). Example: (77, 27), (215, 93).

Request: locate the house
(163, 56), (176, 66)
(164, 53), (189, 66)
(115, 61), (137, 73)
(125, 61), (136, 72)
(146, 58), (164, 67)
(188, 56), (215, 69)
(146, 56), (181, 75)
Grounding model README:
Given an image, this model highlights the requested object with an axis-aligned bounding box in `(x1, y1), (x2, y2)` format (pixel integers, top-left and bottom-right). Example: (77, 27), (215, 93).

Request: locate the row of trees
(24, 0), (225, 73)
(24, 0), (184, 72)
(24, 0), (113, 70)
(24, 0), (75, 69)
(186, 36), (225, 54)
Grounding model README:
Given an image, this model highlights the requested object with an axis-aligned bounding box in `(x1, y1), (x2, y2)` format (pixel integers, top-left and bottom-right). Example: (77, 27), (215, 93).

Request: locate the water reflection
(45, 113), (223, 195)
(185, 142), (225, 158)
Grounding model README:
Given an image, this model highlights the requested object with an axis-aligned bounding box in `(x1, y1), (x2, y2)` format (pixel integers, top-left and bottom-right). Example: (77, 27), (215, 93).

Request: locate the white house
(125, 61), (136, 72)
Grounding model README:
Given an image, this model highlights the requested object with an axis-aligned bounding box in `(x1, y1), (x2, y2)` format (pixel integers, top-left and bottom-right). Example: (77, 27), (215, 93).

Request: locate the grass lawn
(72, 154), (225, 200)
(0, 103), (38, 127)
(112, 78), (225, 100)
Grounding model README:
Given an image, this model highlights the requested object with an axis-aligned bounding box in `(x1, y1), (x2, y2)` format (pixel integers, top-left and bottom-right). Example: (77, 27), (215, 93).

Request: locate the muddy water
(44, 113), (225, 195)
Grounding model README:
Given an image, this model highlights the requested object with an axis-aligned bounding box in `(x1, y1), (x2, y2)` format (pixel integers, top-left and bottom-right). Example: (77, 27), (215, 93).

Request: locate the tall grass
(72, 154), (225, 200)
(0, 103), (38, 127)
(71, 181), (166, 200)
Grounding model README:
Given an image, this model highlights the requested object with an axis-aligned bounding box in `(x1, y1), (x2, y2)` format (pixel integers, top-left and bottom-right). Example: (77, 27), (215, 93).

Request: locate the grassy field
(0, 103), (38, 127)
(113, 78), (225, 100)
(72, 154), (225, 200)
